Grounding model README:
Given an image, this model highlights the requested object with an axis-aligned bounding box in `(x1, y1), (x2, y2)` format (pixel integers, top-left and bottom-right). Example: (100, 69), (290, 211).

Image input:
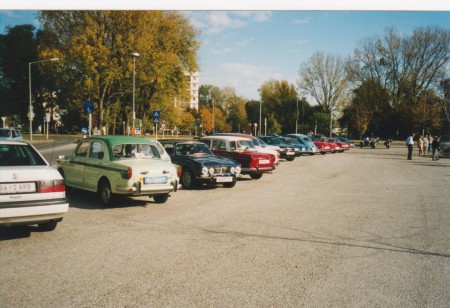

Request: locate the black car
(160, 140), (241, 189)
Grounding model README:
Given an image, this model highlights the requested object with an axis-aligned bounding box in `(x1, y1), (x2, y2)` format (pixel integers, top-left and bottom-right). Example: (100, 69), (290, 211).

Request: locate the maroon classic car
(200, 135), (276, 179)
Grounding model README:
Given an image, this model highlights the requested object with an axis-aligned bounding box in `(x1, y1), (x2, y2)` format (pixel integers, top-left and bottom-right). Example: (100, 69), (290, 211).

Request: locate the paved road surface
(1, 144), (449, 307)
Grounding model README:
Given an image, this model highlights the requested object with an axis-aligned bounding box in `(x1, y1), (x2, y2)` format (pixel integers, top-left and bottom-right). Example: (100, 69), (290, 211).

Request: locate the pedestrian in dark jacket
(432, 136), (440, 161)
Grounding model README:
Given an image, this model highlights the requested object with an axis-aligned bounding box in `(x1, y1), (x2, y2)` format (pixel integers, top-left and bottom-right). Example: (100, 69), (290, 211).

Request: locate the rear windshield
(0, 129), (12, 137)
(0, 144), (47, 166)
(112, 143), (162, 159)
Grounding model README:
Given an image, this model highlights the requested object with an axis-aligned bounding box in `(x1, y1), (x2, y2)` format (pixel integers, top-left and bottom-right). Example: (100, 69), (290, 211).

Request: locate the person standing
(423, 134), (429, 156)
(432, 136), (440, 161)
(418, 135), (424, 156)
(428, 135), (433, 155)
(406, 133), (415, 160)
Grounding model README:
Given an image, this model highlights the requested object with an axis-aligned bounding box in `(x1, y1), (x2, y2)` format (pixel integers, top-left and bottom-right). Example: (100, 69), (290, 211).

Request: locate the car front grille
(214, 167), (228, 174)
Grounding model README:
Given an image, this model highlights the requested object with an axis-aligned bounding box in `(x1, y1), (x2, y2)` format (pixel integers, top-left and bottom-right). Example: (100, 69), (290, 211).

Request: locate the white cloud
(200, 62), (290, 100)
(187, 11), (271, 35)
(293, 17), (311, 25)
(211, 47), (233, 55)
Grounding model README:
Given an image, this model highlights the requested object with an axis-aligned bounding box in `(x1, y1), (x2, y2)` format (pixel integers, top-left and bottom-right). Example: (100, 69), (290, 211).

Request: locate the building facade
(175, 71), (199, 110)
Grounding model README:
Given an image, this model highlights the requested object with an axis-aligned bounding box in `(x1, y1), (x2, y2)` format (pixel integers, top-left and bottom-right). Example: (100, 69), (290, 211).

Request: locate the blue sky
(1, 10), (450, 100)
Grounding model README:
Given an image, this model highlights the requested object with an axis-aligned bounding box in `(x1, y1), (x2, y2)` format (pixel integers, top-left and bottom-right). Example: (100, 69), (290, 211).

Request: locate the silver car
(0, 128), (24, 142)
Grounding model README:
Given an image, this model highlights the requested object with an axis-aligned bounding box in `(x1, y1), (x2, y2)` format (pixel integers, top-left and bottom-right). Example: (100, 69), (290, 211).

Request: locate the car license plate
(287, 151), (295, 155)
(259, 159), (270, 164)
(216, 176), (233, 183)
(144, 176), (167, 184)
(0, 182), (36, 194)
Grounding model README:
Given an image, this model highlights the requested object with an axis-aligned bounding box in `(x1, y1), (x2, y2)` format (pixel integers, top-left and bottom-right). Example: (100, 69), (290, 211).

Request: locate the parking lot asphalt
(1, 144), (449, 307)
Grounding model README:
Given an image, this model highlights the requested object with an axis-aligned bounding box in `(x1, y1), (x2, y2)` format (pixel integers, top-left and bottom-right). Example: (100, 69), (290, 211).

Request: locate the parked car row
(0, 133), (354, 232)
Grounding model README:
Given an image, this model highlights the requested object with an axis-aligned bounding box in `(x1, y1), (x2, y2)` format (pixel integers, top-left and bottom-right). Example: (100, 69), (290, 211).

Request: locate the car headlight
(235, 166), (241, 174)
(208, 167), (214, 175)
(230, 167), (235, 174)
(201, 167), (209, 175)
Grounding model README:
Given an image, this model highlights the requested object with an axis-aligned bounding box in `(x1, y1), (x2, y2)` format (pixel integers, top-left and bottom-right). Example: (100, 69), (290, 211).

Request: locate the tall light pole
(259, 101), (262, 136)
(212, 97), (215, 133)
(29, 57), (59, 141)
(130, 52), (140, 132)
(329, 108), (333, 138)
(296, 96), (299, 134)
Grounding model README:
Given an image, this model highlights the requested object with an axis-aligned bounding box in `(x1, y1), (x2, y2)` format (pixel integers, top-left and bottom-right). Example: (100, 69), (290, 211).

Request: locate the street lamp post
(29, 57), (59, 141)
(130, 52), (140, 133)
(296, 96), (299, 134)
(329, 108), (333, 138)
(259, 101), (262, 136)
(212, 98), (215, 133)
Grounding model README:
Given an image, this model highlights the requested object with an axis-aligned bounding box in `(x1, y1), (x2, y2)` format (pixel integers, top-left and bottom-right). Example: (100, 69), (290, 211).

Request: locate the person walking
(432, 136), (440, 161)
(423, 134), (429, 156)
(406, 133), (415, 160)
(418, 135), (424, 156)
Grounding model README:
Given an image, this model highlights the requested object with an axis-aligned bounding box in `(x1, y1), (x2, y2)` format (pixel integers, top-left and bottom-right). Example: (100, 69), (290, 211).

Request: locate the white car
(0, 127), (24, 142)
(57, 136), (181, 206)
(0, 141), (69, 231)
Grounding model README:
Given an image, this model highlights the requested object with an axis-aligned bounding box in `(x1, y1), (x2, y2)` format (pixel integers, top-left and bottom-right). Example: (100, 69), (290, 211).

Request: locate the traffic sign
(83, 101), (94, 114)
(153, 110), (160, 123)
(27, 106), (35, 120)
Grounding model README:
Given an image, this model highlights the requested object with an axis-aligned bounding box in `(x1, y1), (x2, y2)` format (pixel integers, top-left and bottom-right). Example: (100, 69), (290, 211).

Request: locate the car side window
(230, 141), (237, 151)
(89, 141), (105, 160)
(212, 140), (226, 151)
(75, 142), (90, 157)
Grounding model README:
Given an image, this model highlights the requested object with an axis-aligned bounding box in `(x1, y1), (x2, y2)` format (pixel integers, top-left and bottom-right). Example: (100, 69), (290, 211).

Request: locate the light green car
(57, 136), (181, 206)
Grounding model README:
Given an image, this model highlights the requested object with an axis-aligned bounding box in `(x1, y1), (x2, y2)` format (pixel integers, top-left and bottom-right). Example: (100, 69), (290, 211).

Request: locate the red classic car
(327, 138), (350, 152)
(199, 135), (276, 179)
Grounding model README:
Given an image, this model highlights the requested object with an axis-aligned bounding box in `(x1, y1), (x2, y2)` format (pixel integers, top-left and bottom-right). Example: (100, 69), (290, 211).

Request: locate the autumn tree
(39, 11), (199, 133)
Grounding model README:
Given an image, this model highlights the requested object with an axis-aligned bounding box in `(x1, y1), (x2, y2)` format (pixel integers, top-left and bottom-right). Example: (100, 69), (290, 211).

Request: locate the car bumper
(197, 174), (237, 184)
(241, 167), (274, 174)
(115, 181), (179, 195)
(0, 200), (68, 226)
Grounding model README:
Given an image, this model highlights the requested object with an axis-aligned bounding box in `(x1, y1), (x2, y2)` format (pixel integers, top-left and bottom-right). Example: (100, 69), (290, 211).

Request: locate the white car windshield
(237, 140), (256, 151)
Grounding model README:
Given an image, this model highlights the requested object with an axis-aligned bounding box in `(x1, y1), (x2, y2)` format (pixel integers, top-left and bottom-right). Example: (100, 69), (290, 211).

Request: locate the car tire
(153, 194), (169, 204)
(98, 179), (114, 206)
(286, 156), (295, 161)
(250, 173), (263, 180)
(223, 179), (236, 188)
(37, 221), (58, 231)
(181, 169), (196, 189)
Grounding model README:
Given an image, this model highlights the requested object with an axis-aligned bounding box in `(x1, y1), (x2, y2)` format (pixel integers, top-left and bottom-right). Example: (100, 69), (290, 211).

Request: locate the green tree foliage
(351, 26), (450, 136)
(259, 80), (304, 134)
(39, 11), (199, 133)
(0, 25), (38, 125)
(342, 79), (394, 137)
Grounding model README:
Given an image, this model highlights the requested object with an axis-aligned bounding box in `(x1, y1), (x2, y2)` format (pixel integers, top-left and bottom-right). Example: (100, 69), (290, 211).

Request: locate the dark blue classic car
(160, 140), (241, 189)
